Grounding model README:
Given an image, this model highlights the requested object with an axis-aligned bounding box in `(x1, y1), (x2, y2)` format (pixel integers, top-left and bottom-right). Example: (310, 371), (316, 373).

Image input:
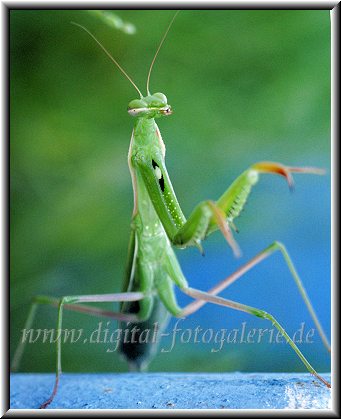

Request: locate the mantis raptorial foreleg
(179, 286), (331, 389)
(136, 157), (325, 256)
(179, 241), (331, 354)
(11, 291), (149, 409)
(173, 200), (241, 256)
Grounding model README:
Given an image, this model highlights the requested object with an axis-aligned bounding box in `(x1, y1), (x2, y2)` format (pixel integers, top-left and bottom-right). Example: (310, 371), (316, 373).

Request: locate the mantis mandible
(12, 13), (331, 409)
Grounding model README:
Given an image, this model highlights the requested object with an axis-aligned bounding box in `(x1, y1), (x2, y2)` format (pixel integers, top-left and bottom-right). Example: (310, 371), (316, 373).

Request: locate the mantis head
(128, 93), (172, 118)
(72, 12), (178, 118)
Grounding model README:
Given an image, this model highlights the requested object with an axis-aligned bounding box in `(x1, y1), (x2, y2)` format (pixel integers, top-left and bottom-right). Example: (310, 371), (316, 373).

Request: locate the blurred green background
(10, 10), (330, 373)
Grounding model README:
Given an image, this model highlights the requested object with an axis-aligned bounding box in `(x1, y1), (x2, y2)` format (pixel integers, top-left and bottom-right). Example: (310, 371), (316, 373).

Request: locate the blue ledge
(10, 373), (331, 410)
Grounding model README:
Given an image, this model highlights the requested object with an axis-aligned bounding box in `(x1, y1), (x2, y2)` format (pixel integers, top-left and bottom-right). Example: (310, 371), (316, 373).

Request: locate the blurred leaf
(89, 10), (136, 34)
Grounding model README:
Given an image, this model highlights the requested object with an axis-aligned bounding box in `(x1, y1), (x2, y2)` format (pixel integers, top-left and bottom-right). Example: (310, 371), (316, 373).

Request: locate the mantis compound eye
(127, 99), (149, 116)
(153, 92), (167, 105)
(128, 99), (148, 110)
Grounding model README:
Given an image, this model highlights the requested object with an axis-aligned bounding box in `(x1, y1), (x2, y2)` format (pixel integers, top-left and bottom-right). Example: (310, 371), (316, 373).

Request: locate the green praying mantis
(12, 13), (331, 409)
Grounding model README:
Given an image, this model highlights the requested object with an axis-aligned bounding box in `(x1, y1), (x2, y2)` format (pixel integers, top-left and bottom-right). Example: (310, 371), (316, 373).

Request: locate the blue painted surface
(10, 373), (331, 410)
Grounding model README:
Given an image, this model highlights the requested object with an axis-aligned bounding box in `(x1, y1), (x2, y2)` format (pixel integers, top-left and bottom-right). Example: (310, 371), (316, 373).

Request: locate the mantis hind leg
(179, 241), (330, 353)
(162, 241), (331, 387)
(179, 286), (331, 389)
(11, 291), (148, 409)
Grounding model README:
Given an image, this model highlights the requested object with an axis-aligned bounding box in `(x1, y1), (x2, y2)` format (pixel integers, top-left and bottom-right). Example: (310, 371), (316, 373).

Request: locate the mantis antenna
(71, 21), (143, 98)
(146, 11), (180, 95)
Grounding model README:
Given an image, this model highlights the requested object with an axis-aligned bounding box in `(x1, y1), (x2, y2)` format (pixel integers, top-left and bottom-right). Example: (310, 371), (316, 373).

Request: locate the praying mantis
(11, 12), (331, 409)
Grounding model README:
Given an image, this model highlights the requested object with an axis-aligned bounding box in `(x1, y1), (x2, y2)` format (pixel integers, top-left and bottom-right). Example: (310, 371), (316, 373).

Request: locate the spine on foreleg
(218, 169), (259, 223)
